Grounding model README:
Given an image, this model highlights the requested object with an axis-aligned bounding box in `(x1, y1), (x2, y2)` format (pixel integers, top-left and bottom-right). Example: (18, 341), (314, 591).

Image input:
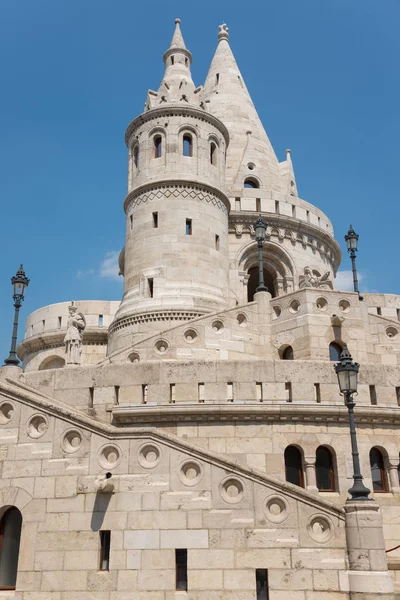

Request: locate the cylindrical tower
(108, 20), (230, 355)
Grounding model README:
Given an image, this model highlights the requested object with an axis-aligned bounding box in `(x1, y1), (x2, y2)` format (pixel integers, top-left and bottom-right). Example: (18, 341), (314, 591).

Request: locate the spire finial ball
(218, 23), (229, 41)
(175, 18), (181, 24)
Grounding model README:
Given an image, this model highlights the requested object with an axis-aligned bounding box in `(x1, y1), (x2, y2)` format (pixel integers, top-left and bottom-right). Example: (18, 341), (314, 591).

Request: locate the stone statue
(299, 267), (332, 289)
(64, 302), (86, 365)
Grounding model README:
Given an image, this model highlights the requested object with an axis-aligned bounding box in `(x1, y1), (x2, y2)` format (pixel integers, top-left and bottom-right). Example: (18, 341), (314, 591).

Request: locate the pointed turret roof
(145, 19), (203, 111)
(204, 24), (285, 195)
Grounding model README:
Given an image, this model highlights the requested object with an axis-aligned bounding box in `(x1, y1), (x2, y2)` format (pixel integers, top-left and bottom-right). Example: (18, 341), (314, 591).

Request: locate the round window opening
(272, 305), (282, 320)
(237, 313), (247, 327)
(339, 299), (351, 313)
(155, 340), (169, 354)
(184, 329), (198, 343)
(316, 297), (328, 311)
(289, 299), (300, 314)
(247, 162), (255, 171)
(128, 352), (140, 363)
(386, 326), (398, 340)
(212, 320), (224, 333)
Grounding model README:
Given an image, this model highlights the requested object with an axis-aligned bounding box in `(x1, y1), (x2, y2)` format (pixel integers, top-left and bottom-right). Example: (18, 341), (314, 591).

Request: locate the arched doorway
(247, 267), (276, 301)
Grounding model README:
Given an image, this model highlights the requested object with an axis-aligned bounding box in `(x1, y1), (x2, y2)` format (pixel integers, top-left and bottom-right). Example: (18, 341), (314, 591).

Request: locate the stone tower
(108, 20), (230, 355)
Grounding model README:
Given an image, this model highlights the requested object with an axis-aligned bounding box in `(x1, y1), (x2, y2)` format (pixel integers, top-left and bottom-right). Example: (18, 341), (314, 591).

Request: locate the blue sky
(0, 0), (399, 360)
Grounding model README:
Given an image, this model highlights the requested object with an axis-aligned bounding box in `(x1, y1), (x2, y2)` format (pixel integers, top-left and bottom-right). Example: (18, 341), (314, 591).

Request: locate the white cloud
(99, 251), (121, 280)
(335, 270), (364, 292)
(76, 268), (95, 279)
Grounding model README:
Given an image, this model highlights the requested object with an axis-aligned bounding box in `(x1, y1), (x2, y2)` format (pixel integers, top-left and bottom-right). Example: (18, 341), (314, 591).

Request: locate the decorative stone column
(304, 456), (318, 491)
(387, 457), (400, 494)
(344, 502), (395, 599)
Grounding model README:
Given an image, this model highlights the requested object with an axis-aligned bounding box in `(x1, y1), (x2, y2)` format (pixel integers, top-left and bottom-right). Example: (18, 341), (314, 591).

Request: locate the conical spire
(279, 149), (298, 197)
(203, 24), (286, 195)
(145, 19), (203, 111)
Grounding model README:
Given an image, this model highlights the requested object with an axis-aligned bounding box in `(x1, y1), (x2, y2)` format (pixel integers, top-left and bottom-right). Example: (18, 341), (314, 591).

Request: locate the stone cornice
(229, 212), (342, 270)
(123, 180), (231, 215)
(0, 375), (344, 519)
(125, 106), (229, 147)
(17, 328), (108, 361)
(111, 402), (400, 426)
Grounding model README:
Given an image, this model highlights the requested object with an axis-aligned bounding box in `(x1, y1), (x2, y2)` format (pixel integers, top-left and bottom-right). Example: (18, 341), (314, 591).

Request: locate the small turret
(279, 149), (299, 197)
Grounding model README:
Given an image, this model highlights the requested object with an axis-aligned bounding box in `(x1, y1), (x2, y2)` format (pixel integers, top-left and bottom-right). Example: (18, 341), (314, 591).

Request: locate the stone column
(304, 456), (318, 491)
(387, 458), (400, 494)
(344, 501), (395, 599)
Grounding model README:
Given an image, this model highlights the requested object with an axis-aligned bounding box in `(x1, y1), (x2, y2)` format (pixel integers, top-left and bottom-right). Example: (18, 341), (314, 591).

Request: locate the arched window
(183, 134), (193, 157)
(329, 342), (342, 362)
(244, 178), (259, 189)
(316, 446), (336, 491)
(284, 446), (304, 487)
(210, 142), (217, 166)
(154, 135), (162, 158)
(281, 346), (294, 360)
(133, 146), (139, 169)
(0, 507), (22, 590)
(370, 447), (388, 492)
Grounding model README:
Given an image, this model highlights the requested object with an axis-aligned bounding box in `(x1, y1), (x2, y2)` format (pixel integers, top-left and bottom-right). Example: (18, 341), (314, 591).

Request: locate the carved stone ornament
(64, 302), (86, 365)
(299, 266), (332, 290)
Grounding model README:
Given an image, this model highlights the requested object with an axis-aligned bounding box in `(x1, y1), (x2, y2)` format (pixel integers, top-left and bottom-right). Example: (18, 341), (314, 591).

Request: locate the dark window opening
(89, 387), (94, 408)
(284, 446), (304, 488)
(142, 384), (148, 404)
(215, 73), (219, 86)
(99, 531), (111, 571)
(130, 214), (133, 230)
(210, 142), (217, 165)
(314, 383), (321, 403)
(152, 212), (158, 228)
(114, 386), (120, 405)
(256, 198), (261, 212)
(285, 382), (292, 403)
(370, 447), (388, 492)
(133, 146), (139, 168)
(275, 201), (279, 214)
(0, 507), (22, 590)
(282, 346), (294, 360)
(316, 446), (335, 491)
(186, 219), (192, 235)
(329, 342), (342, 362)
(215, 235), (220, 250)
(369, 385), (377, 405)
(170, 383), (176, 404)
(171, 56), (174, 65)
(148, 278), (154, 298)
(98, 315), (103, 327)
(292, 205), (296, 218)
(235, 197), (241, 211)
(183, 134), (193, 157)
(58, 316), (62, 328)
(154, 135), (162, 158)
(185, 57), (188, 66)
(377, 307), (382, 316)
(176, 549), (187, 591)
(247, 266), (276, 301)
(396, 387), (400, 406)
(244, 178), (259, 189)
(256, 568), (269, 600)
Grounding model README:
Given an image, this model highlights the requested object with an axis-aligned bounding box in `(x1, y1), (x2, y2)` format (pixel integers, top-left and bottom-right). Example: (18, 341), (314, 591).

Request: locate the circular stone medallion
(0, 402), (14, 425)
(138, 443), (161, 469)
(264, 495), (289, 524)
(307, 515), (333, 543)
(179, 460), (203, 487)
(27, 414), (48, 439)
(98, 445), (121, 470)
(219, 477), (245, 504)
(61, 429), (83, 454)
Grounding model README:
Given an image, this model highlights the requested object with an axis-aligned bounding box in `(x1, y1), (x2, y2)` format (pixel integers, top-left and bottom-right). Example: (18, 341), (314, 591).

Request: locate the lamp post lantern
(4, 265), (30, 367)
(334, 343), (371, 502)
(345, 225), (360, 294)
(254, 215), (268, 293)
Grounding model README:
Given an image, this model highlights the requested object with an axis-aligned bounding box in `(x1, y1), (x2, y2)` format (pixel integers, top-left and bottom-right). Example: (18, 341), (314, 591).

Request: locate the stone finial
(218, 23), (229, 42)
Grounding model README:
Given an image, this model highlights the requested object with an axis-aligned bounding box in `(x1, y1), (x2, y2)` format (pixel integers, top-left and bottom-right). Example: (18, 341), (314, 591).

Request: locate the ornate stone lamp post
(254, 216), (268, 293)
(4, 265), (30, 366)
(334, 343), (371, 502)
(344, 225), (360, 294)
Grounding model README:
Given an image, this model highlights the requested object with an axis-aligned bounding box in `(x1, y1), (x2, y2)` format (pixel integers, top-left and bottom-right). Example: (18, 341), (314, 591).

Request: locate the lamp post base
(4, 353), (20, 367)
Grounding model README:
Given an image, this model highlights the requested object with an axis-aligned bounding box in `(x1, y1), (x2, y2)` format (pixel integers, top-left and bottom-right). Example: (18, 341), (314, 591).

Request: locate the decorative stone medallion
(128, 352), (140, 363)
(219, 477), (245, 504)
(212, 320), (224, 333)
(264, 495), (289, 524)
(0, 402), (14, 425)
(236, 313), (247, 327)
(307, 515), (333, 543)
(27, 414), (48, 439)
(138, 443), (161, 469)
(98, 445), (121, 470)
(61, 429), (83, 454)
(179, 460), (203, 487)
(184, 329), (198, 343)
(338, 298), (351, 313)
(155, 339), (169, 354)
(386, 326), (398, 340)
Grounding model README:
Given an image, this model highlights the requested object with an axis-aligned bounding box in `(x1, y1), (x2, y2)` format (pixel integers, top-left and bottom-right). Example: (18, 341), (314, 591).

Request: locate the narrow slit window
(130, 214), (133, 230)
(227, 382), (234, 402)
(215, 73), (219, 86)
(198, 382), (205, 402)
(42, 319), (45, 330)
(256, 568), (269, 600)
(210, 142), (217, 165)
(306, 210), (310, 222)
(99, 531), (111, 571)
(183, 134), (193, 157)
(171, 56), (174, 66)
(0, 507), (22, 589)
(397, 309), (400, 321)
(396, 387), (400, 406)
(256, 198), (261, 212)
(58, 316), (62, 328)
(318, 216), (321, 226)
(186, 219), (192, 235)
(142, 384), (148, 404)
(292, 205), (296, 218)
(235, 197), (241, 211)
(215, 235), (220, 250)
(238, 75), (244, 88)
(175, 549), (187, 591)
(256, 382), (263, 402)
(98, 315), (103, 327)
(314, 383), (321, 403)
(114, 386), (120, 405)
(170, 383), (176, 404)
(184, 57), (188, 67)
(89, 387), (94, 407)
(369, 385), (377, 405)
(154, 135), (162, 158)
(148, 278), (154, 298)
(152, 212), (158, 228)
(275, 201), (279, 214)
(133, 146), (139, 168)
(285, 382), (292, 402)
(377, 307), (382, 316)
